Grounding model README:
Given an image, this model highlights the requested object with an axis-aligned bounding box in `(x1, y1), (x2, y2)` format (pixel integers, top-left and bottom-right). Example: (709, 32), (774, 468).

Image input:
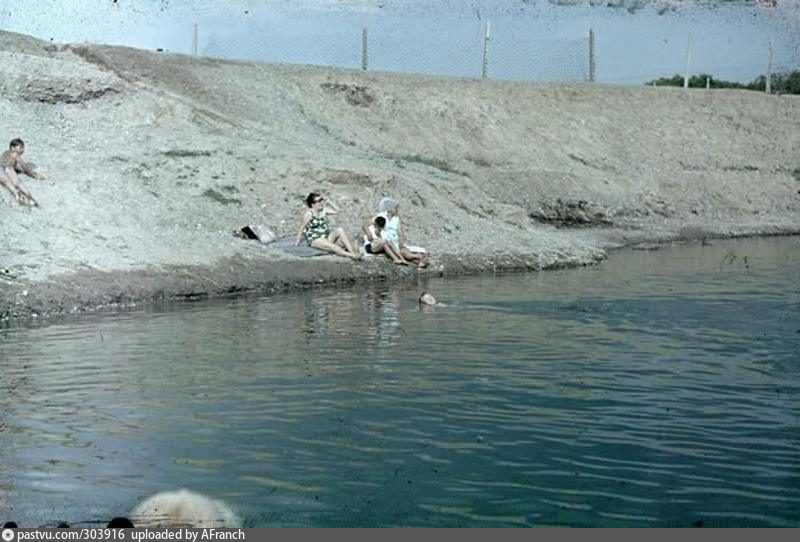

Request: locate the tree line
(646, 70), (800, 94)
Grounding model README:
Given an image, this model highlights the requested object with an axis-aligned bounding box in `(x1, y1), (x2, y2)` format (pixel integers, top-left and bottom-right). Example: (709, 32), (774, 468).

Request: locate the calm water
(1, 237), (798, 527)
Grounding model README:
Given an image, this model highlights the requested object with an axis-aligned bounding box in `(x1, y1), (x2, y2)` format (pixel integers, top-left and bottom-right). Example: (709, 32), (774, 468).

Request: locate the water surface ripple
(1, 237), (798, 527)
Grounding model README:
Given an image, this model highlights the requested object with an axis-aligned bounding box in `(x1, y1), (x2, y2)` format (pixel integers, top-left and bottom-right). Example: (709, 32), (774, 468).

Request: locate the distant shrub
(202, 188), (241, 205)
(399, 154), (466, 176)
(646, 70), (800, 94)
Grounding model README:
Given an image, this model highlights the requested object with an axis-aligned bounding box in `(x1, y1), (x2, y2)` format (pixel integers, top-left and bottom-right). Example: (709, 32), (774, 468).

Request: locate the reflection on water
(1, 237), (799, 527)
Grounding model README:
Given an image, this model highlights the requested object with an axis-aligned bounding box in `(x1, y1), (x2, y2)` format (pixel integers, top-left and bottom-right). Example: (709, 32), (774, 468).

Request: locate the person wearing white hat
(364, 197), (429, 267)
(378, 197), (399, 214)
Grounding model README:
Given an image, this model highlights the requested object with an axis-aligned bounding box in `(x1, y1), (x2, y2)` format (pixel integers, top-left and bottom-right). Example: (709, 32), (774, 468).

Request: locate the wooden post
(706, 77), (710, 89)
(191, 22), (198, 55)
(588, 28), (596, 82)
(361, 27), (368, 71)
(481, 20), (491, 79)
(766, 38), (773, 94)
(683, 33), (692, 88)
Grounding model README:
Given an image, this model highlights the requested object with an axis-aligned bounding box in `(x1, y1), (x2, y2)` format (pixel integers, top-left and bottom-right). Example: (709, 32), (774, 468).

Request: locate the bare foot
(393, 259), (409, 266)
(17, 194), (37, 207)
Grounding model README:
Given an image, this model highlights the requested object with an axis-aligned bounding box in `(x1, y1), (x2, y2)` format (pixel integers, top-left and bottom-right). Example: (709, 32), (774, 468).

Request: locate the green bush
(646, 70), (800, 94)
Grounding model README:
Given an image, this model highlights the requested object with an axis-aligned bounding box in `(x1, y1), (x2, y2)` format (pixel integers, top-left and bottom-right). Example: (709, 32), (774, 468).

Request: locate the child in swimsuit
(363, 215), (408, 265)
(0, 138), (43, 207)
(363, 197), (429, 268)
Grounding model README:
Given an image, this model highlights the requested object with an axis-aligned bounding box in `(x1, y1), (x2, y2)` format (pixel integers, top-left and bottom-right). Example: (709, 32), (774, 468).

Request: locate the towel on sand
(235, 227), (325, 257)
(271, 235), (327, 257)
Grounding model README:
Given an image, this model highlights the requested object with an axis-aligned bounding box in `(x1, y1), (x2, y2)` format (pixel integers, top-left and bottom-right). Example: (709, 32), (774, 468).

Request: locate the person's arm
(398, 219), (407, 247)
(294, 211), (310, 246)
(324, 198), (340, 215)
(16, 158), (44, 180)
(362, 215), (377, 240)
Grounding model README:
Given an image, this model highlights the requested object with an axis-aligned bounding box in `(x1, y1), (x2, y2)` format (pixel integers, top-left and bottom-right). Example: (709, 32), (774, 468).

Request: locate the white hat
(378, 197), (399, 213)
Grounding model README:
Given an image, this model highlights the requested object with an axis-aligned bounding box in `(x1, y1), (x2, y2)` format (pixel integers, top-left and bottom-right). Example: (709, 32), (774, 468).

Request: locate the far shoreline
(3, 229), (798, 326)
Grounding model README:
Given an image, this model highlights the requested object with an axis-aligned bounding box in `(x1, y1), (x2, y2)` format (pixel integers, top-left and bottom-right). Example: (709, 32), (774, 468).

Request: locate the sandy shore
(1, 30), (799, 322)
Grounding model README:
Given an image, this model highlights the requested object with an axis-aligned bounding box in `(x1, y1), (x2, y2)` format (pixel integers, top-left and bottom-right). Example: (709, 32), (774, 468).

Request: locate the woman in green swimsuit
(294, 192), (362, 260)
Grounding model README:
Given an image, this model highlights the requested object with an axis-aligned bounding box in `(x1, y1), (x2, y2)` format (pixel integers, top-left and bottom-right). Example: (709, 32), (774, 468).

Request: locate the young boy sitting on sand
(0, 138), (45, 207)
(364, 215), (409, 265)
(363, 197), (429, 268)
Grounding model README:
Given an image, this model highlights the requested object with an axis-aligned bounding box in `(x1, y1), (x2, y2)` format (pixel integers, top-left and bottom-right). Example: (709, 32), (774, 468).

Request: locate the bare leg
(372, 241), (408, 265)
(328, 227), (360, 258)
(312, 238), (361, 260)
(0, 168), (36, 206)
(0, 171), (20, 202)
(399, 247), (428, 267)
(384, 242), (409, 265)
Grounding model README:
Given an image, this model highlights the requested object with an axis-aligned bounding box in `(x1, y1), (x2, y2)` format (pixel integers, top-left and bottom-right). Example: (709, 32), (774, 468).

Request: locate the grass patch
(399, 154), (466, 176)
(202, 188), (241, 205)
(466, 155), (492, 167)
(320, 82), (375, 107)
(163, 149), (212, 158)
(723, 165), (759, 172)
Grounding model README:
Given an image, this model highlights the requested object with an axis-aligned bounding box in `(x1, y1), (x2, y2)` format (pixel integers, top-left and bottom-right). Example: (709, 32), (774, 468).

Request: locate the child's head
(9, 138), (24, 152)
(374, 215), (386, 231)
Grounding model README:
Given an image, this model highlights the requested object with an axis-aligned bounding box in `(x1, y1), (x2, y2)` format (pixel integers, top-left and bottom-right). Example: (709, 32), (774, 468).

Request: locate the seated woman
(294, 192), (362, 261)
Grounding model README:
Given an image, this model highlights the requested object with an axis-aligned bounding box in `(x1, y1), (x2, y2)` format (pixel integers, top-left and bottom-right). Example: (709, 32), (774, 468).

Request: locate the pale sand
(1, 30), (798, 321)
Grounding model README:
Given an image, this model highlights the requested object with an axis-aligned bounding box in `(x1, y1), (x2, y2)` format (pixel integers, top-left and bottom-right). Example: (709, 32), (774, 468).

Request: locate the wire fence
(201, 18), (593, 83)
(194, 17), (800, 92)
(3, 3), (798, 88)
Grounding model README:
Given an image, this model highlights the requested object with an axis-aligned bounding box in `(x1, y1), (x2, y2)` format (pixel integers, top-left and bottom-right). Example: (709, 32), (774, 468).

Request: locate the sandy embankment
(0, 30), (798, 322)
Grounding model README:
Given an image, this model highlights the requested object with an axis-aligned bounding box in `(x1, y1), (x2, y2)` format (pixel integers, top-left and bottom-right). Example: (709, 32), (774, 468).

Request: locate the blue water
(1, 236), (798, 527)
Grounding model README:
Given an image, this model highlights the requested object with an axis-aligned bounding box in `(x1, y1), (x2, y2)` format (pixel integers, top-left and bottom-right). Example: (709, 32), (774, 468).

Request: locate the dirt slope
(1, 30), (798, 321)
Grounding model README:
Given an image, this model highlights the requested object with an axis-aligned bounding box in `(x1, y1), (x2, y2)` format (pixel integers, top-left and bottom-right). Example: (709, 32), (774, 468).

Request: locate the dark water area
(1, 236), (799, 527)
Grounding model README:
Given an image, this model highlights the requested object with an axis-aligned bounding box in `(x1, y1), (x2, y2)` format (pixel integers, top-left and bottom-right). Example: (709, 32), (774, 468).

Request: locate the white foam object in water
(130, 489), (241, 528)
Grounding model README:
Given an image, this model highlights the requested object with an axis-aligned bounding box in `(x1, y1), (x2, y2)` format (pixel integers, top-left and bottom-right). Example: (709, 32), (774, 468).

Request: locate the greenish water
(1, 236), (799, 527)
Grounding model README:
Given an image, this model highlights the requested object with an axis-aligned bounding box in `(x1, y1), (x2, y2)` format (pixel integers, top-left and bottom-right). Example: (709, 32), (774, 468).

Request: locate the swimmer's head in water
(419, 292), (437, 305)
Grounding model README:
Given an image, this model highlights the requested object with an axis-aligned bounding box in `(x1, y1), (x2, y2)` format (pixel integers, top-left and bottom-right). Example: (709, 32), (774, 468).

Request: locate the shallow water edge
(2, 227), (799, 325)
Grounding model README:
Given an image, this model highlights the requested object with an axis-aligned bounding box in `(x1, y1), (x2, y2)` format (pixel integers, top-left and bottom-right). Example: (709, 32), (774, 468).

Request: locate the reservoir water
(1, 236), (798, 527)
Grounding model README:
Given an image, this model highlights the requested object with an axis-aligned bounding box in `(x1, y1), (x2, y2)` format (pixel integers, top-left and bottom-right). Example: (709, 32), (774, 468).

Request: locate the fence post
(191, 22), (198, 55)
(588, 28), (596, 82)
(706, 77), (710, 89)
(765, 38), (773, 94)
(481, 20), (491, 79)
(361, 27), (368, 71)
(683, 33), (692, 88)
